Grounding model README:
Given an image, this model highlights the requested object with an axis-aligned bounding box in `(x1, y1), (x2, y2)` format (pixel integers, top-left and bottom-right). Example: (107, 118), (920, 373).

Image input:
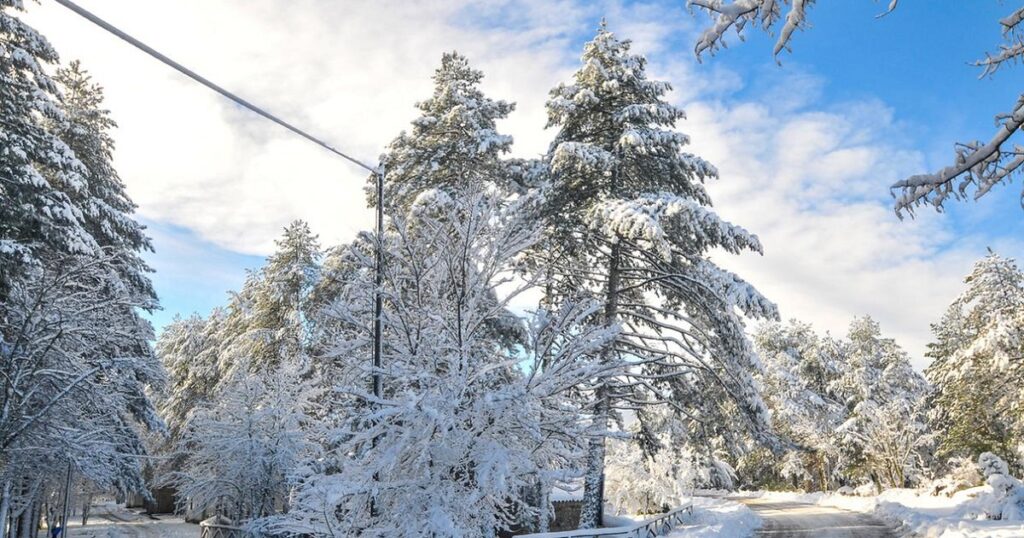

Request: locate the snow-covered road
(740, 499), (896, 537)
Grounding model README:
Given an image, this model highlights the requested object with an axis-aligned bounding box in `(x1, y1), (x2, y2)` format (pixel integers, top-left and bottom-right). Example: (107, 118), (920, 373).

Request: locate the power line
(53, 0), (378, 174)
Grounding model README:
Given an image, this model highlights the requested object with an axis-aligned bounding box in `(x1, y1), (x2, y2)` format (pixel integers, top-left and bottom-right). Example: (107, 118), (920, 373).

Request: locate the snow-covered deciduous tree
(926, 252), (1024, 470)
(0, 249), (163, 535)
(604, 413), (738, 516)
(269, 187), (616, 537)
(687, 1), (1024, 215)
(604, 435), (686, 516)
(168, 362), (321, 523)
(537, 23), (776, 526)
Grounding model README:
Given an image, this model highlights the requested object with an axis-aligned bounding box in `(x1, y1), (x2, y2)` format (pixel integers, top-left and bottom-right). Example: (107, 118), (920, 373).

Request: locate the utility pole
(372, 167), (385, 402)
(369, 166), (385, 523)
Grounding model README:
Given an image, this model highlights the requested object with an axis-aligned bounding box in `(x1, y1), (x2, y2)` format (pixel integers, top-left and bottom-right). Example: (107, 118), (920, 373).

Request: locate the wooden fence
(516, 502), (694, 538)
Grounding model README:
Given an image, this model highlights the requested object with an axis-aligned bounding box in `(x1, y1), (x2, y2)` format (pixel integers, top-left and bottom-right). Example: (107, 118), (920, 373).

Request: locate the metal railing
(517, 502), (694, 538)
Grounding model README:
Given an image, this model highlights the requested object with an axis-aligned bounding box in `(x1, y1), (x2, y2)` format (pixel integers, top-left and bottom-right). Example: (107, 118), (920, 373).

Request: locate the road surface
(739, 499), (897, 537)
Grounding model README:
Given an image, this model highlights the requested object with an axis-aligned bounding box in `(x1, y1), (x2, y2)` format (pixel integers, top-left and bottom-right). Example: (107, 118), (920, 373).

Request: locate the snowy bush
(960, 453), (1024, 521)
(853, 482), (880, 497)
(926, 456), (983, 497)
(604, 434), (736, 516)
(604, 437), (680, 515)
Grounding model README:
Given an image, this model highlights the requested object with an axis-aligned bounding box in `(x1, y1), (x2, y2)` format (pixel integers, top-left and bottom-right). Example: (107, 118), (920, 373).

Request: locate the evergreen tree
(537, 23), (777, 526)
(246, 220), (321, 370)
(215, 221), (321, 380)
(53, 61), (155, 299)
(2, 5), (163, 525)
(926, 252), (1024, 469)
(155, 314), (217, 440)
(0, 0), (95, 294)
(372, 51), (514, 213)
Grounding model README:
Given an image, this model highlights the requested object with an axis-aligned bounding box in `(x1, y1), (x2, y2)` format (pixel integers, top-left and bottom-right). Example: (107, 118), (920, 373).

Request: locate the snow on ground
(67, 518), (198, 538)
(62, 502), (199, 538)
(604, 497), (760, 538)
(745, 488), (1024, 538)
(665, 497), (760, 538)
(524, 496), (759, 538)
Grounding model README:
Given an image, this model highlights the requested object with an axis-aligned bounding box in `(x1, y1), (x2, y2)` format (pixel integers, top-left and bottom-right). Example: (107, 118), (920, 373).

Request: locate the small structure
(125, 486), (178, 514)
(550, 499), (584, 532)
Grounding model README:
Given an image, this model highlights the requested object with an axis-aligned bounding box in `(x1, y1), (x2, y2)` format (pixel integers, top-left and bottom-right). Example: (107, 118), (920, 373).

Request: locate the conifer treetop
(372, 51), (515, 212)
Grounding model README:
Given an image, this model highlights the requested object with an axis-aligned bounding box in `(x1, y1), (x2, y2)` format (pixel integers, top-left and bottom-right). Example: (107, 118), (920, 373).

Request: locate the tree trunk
(579, 389), (609, 529)
(0, 481), (10, 538)
(579, 239), (622, 529)
(16, 498), (34, 538)
(81, 492), (93, 526)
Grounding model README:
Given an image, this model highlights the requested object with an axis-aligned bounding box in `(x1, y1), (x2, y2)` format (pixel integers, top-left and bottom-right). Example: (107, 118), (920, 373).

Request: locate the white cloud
(676, 91), (992, 368)
(24, 0), (597, 252)
(22, 0), (1009, 367)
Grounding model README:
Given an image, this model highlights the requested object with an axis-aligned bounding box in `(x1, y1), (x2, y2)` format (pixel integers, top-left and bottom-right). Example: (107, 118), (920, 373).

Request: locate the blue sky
(696, 2), (1024, 242)
(24, 1), (1024, 367)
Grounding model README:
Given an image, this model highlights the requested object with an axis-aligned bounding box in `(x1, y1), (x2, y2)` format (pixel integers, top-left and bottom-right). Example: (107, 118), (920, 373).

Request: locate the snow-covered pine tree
(214, 221), (321, 380)
(2, 5), (164, 527)
(52, 61), (155, 299)
(926, 252), (1024, 470)
(155, 313), (219, 440)
(371, 51), (514, 214)
(0, 0), (96, 295)
(538, 23), (777, 526)
(835, 317), (932, 489)
(244, 220), (320, 370)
